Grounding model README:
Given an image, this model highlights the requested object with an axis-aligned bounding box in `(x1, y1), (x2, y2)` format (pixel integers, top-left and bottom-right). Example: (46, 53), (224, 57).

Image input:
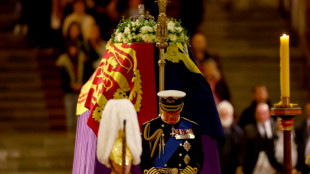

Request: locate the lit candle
(280, 34), (290, 98)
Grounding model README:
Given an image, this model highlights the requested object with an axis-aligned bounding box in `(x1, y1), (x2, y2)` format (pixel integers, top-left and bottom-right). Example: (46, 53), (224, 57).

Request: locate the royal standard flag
(77, 42), (158, 135)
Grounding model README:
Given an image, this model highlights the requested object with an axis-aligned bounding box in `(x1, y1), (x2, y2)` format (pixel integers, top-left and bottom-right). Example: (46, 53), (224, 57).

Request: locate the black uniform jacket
(140, 117), (204, 173)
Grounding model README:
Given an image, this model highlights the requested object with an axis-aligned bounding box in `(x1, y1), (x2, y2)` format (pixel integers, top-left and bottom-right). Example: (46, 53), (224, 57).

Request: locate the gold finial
(155, 0), (170, 92)
(155, 0), (169, 14)
(155, 0), (169, 48)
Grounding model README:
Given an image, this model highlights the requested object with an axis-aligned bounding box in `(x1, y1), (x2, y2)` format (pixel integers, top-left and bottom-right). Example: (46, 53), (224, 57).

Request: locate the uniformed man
(140, 90), (204, 174)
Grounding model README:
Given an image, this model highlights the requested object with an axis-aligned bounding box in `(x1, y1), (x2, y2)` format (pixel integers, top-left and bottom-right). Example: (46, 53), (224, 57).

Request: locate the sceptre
(155, 0), (169, 92)
(122, 120), (126, 174)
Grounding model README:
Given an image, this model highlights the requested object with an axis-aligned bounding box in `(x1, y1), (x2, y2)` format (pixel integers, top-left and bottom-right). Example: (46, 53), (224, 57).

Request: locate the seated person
(202, 59), (231, 105)
(140, 90), (204, 174)
(238, 85), (271, 129)
(242, 103), (282, 174)
(217, 100), (243, 174)
(295, 102), (310, 173)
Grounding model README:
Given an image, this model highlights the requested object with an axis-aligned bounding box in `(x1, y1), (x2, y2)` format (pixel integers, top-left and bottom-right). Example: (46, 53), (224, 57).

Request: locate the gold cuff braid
(181, 166), (198, 174)
(144, 167), (160, 174)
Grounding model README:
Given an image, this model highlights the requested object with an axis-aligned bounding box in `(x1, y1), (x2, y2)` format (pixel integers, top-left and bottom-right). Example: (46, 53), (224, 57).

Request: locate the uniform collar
(160, 116), (182, 128)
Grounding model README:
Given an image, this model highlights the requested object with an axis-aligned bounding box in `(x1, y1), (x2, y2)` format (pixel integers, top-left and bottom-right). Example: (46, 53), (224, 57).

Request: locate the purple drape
(72, 110), (97, 174)
(201, 135), (221, 174)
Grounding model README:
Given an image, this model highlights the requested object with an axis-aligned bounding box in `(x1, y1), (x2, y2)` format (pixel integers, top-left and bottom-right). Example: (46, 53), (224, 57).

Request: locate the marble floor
(0, 131), (75, 174)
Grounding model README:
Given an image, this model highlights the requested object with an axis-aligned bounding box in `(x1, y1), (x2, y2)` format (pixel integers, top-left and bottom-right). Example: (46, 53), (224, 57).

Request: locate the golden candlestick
(155, 0), (169, 92)
(271, 34), (301, 174)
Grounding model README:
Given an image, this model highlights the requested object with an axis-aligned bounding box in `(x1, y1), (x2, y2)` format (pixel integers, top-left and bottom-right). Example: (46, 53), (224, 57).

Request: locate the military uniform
(140, 116), (204, 174)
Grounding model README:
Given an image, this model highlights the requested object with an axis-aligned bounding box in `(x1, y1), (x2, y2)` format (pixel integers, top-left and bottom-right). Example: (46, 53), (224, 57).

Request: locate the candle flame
(282, 34), (289, 38)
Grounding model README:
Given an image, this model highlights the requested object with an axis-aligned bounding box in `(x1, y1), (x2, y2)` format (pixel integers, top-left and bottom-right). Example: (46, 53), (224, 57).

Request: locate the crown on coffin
(111, 5), (189, 44)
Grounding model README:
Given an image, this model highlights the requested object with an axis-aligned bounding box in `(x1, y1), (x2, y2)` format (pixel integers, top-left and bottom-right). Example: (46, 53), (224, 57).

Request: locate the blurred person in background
(62, 0), (96, 17)
(217, 100), (243, 174)
(13, 0), (28, 36)
(94, 0), (123, 40)
(13, 0), (50, 47)
(50, 0), (75, 49)
(55, 42), (91, 132)
(191, 32), (220, 71)
(64, 22), (84, 51)
(242, 103), (282, 174)
(295, 102), (310, 173)
(84, 0), (96, 15)
(62, 0), (96, 41)
(202, 59), (231, 105)
(84, 24), (107, 70)
(239, 85), (271, 129)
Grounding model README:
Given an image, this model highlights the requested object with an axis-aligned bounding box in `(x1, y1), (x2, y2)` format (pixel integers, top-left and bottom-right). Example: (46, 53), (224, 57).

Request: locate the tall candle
(280, 34), (290, 98)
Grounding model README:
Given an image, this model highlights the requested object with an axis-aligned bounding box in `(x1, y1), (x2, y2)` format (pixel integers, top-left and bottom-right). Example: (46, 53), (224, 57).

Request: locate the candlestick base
(271, 102), (301, 131)
(271, 107), (302, 117)
(271, 98), (301, 174)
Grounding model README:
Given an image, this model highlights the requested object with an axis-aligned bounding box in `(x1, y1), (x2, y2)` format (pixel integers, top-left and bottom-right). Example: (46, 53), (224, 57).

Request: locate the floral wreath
(111, 17), (190, 44)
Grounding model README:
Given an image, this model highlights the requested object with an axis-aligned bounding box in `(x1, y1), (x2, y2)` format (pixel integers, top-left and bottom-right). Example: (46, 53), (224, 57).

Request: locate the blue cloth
(154, 44), (225, 145)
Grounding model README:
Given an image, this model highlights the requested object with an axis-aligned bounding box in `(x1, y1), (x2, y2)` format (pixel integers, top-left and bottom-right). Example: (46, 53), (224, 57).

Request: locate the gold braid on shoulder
(143, 123), (165, 158)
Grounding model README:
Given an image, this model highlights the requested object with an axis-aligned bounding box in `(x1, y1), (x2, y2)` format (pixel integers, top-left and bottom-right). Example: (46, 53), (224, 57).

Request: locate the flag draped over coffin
(76, 42), (224, 143)
(76, 42), (158, 135)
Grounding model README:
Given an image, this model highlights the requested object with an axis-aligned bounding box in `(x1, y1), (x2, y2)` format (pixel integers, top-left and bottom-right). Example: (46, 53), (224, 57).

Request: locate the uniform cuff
(181, 165), (198, 174)
(144, 167), (159, 174)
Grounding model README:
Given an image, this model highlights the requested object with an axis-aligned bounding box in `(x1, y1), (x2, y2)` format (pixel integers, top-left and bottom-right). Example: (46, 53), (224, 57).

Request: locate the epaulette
(142, 116), (161, 126)
(181, 117), (198, 125)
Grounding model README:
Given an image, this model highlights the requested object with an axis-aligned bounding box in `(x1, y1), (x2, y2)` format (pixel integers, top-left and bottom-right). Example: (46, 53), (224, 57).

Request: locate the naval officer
(140, 90), (204, 174)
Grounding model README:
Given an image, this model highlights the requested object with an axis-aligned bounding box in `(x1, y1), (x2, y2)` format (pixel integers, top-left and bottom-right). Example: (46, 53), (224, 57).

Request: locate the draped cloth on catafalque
(76, 42), (158, 135)
(73, 42), (224, 174)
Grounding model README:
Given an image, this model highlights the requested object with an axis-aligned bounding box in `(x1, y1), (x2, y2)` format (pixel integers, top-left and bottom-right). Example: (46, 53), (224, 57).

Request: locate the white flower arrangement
(111, 17), (189, 44)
